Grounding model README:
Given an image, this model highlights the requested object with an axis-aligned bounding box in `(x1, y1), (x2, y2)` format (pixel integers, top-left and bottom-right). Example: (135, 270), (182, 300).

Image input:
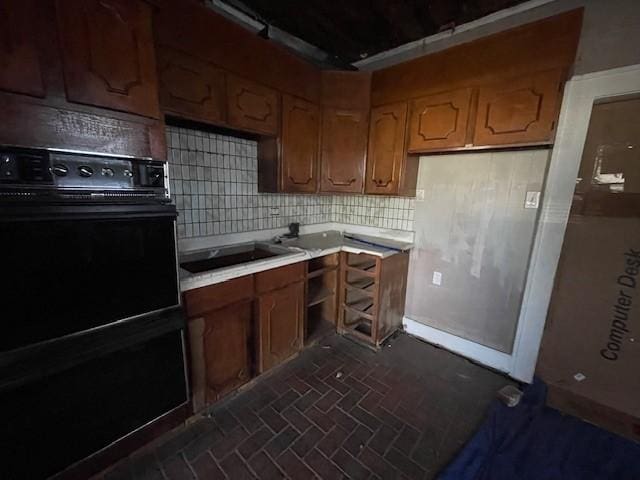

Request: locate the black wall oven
(0, 147), (188, 479)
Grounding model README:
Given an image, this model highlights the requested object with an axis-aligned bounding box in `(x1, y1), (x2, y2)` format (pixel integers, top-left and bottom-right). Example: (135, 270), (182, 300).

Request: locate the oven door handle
(0, 203), (178, 221)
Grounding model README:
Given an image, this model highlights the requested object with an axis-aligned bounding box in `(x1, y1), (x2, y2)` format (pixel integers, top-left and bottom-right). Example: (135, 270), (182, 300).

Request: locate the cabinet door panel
(56, 0), (160, 118)
(258, 282), (304, 372)
(0, 0), (45, 97)
(281, 95), (319, 192)
(200, 301), (252, 405)
(157, 47), (226, 125)
(473, 69), (563, 146)
(320, 108), (368, 193)
(365, 103), (408, 195)
(408, 88), (473, 152)
(227, 75), (279, 135)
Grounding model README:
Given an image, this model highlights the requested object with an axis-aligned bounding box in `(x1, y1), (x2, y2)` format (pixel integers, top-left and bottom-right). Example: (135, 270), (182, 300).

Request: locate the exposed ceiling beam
(206, 0), (355, 69)
(353, 0), (559, 69)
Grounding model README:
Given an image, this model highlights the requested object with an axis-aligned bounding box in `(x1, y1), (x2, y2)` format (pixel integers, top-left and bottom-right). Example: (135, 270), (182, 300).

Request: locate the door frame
(404, 64), (640, 382)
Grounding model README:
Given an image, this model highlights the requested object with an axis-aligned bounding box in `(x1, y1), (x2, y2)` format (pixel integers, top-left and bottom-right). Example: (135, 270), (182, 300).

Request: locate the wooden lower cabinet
(189, 301), (252, 411)
(338, 251), (409, 349)
(257, 281), (305, 372)
(184, 264), (305, 411)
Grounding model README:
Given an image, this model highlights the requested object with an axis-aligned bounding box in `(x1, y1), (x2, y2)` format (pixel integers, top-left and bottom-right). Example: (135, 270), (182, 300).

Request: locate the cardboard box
(537, 215), (640, 441)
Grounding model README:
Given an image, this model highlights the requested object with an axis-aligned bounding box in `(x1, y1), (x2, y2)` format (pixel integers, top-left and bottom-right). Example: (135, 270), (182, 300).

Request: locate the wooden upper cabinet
(320, 108), (369, 193)
(55, 0), (160, 118)
(157, 47), (226, 125)
(227, 75), (279, 135)
(257, 281), (304, 373)
(365, 103), (408, 195)
(281, 95), (319, 193)
(408, 89), (473, 152)
(0, 0), (45, 97)
(473, 69), (563, 146)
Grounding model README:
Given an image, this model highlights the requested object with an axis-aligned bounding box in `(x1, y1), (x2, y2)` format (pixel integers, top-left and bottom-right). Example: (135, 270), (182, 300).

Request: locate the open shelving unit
(304, 253), (339, 345)
(338, 251), (409, 349)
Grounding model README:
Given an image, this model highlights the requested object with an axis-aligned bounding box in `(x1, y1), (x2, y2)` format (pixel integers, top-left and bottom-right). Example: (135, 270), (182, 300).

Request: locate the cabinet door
(365, 103), (408, 195)
(0, 0), (45, 97)
(195, 301), (252, 407)
(408, 88), (473, 152)
(281, 95), (319, 192)
(157, 47), (226, 125)
(227, 75), (279, 135)
(319, 108), (368, 193)
(55, 0), (160, 118)
(257, 282), (304, 372)
(473, 69), (563, 146)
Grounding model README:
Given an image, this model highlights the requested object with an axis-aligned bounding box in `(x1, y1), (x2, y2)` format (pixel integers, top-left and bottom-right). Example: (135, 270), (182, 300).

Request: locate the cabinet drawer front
(183, 275), (254, 317)
(473, 69), (563, 147)
(157, 47), (226, 125)
(408, 88), (473, 152)
(227, 75), (279, 135)
(255, 262), (304, 294)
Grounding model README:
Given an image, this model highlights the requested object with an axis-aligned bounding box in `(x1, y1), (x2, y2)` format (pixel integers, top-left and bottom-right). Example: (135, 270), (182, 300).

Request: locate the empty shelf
(307, 285), (334, 307)
(345, 276), (375, 294)
(307, 266), (337, 279)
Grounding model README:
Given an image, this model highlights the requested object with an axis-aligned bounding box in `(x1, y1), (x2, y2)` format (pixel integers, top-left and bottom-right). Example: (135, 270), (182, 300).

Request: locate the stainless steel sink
(179, 242), (296, 274)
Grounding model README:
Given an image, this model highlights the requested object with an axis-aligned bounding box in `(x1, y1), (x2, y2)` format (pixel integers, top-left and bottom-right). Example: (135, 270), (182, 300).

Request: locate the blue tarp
(439, 379), (640, 480)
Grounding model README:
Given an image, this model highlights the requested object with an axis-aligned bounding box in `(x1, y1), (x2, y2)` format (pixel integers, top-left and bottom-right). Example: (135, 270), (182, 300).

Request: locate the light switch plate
(416, 189), (425, 201)
(432, 271), (442, 286)
(524, 191), (541, 209)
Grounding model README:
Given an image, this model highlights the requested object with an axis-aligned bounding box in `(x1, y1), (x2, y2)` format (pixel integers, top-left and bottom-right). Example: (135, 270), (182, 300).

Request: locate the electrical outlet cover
(524, 191), (541, 209)
(432, 271), (442, 286)
(416, 189), (425, 201)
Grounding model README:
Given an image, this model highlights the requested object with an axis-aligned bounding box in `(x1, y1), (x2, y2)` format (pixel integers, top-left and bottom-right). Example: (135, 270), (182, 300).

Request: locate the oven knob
(78, 165), (94, 177)
(52, 164), (69, 177)
(101, 167), (115, 177)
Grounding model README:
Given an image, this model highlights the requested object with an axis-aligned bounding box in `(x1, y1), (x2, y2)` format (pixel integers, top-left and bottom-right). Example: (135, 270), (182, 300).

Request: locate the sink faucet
(273, 222), (300, 244)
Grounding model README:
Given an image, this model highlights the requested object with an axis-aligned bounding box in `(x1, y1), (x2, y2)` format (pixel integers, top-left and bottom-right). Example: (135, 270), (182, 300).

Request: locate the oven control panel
(0, 147), (169, 202)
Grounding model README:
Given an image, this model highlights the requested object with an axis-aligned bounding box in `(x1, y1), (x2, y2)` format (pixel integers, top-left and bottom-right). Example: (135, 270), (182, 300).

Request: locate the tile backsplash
(167, 126), (415, 239)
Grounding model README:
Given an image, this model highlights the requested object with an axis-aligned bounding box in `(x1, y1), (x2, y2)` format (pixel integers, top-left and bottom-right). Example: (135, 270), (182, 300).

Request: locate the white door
(403, 64), (640, 382)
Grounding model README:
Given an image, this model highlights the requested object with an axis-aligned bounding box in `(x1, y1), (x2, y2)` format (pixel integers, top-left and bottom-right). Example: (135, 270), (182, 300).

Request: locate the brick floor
(97, 332), (514, 480)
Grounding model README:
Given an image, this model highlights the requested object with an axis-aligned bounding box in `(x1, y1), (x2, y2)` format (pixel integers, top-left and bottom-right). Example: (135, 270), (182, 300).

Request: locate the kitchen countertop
(179, 230), (413, 292)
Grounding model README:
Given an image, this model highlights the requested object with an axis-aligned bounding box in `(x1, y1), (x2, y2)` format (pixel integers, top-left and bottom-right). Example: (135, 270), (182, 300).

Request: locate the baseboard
(403, 316), (515, 377)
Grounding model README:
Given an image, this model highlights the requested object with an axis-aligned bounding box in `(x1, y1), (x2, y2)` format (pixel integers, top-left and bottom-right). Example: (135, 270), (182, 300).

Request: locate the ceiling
(214, 0), (531, 68)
